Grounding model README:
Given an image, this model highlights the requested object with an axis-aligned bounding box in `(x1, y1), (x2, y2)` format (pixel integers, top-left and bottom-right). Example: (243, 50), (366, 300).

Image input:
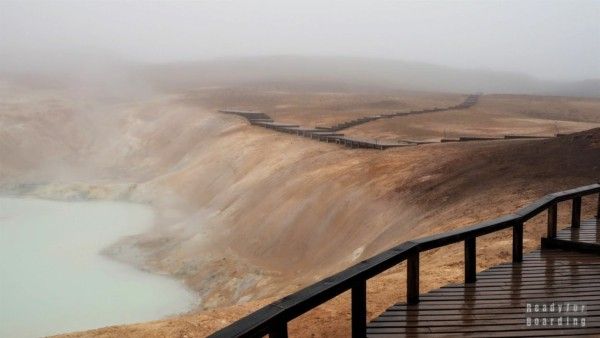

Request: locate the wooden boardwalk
(323, 94), (481, 132)
(219, 95), (481, 150)
(209, 184), (600, 338)
(219, 94), (573, 150)
(544, 218), (600, 252)
(367, 218), (600, 337)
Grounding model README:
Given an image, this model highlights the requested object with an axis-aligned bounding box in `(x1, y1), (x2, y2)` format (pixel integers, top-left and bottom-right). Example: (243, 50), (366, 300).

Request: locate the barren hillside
(2, 79), (599, 337)
(56, 126), (600, 338)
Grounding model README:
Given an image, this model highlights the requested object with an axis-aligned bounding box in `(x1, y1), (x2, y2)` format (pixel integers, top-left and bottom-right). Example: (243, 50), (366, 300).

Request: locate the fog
(1, 0), (598, 80)
(0, 1), (599, 98)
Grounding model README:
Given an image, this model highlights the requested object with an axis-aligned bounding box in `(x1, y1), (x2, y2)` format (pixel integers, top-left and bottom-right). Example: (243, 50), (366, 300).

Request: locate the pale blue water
(0, 197), (196, 338)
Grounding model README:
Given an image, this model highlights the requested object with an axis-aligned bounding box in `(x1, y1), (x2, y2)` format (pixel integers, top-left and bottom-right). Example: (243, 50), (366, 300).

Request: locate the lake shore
(0, 197), (198, 337)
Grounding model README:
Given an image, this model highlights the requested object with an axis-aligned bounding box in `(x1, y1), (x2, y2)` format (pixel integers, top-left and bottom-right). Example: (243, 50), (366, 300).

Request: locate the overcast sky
(1, 0), (598, 81)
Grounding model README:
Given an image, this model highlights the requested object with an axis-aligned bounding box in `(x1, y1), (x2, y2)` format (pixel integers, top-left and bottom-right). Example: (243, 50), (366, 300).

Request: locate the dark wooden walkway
(218, 94), (573, 150)
(323, 94), (481, 132)
(219, 95), (481, 150)
(209, 185), (600, 338)
(544, 218), (600, 253)
(367, 218), (600, 337)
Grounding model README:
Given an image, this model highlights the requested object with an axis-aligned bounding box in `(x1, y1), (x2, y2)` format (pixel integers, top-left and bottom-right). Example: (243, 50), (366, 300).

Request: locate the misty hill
(140, 56), (600, 97)
(1, 53), (598, 97)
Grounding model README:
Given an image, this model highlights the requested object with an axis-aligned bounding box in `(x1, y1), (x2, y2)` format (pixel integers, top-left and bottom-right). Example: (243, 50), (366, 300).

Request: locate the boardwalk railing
(220, 94), (482, 150)
(209, 183), (600, 338)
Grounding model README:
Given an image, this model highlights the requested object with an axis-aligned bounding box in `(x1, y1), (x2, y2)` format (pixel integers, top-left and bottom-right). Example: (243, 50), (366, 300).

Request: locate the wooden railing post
(351, 279), (366, 338)
(572, 196), (582, 227)
(513, 221), (523, 263)
(270, 321), (288, 338)
(465, 237), (476, 283)
(596, 192), (600, 220)
(547, 203), (558, 238)
(407, 252), (420, 305)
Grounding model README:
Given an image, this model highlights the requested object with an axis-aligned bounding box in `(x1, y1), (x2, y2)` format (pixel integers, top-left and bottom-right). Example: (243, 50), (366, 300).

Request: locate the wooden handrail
(209, 183), (600, 338)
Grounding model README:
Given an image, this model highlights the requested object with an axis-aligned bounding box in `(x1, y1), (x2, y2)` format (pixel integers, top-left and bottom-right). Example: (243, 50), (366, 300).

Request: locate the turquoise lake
(0, 197), (196, 337)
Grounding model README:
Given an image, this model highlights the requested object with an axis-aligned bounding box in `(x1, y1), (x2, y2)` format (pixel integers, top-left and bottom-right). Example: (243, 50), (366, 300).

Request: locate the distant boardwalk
(219, 94), (567, 150)
(220, 94), (481, 150)
(210, 184), (600, 337)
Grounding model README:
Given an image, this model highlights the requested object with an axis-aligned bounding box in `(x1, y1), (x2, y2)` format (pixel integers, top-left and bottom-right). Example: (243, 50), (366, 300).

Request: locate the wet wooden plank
(543, 219), (600, 253)
(368, 223), (600, 338)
